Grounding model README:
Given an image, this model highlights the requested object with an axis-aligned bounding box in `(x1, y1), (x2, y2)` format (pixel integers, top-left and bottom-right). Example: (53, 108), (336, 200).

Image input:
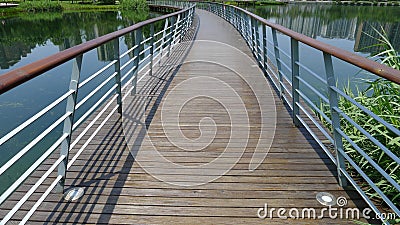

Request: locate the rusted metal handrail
(0, 4), (195, 95)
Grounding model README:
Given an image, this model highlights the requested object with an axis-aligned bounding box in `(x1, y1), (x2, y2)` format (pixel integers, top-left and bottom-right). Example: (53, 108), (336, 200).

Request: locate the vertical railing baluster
(255, 19), (261, 66)
(290, 38), (300, 127)
(251, 17), (256, 55)
(253, 17), (257, 54)
(159, 18), (168, 66)
(233, 7), (236, 26)
(182, 11), (188, 37)
(271, 28), (284, 99)
(248, 15), (252, 46)
(241, 11), (245, 37)
(244, 14), (249, 45)
(113, 38), (122, 114)
(242, 11), (246, 37)
(248, 15), (253, 49)
(237, 9), (241, 32)
(186, 9), (190, 30)
(167, 16), (176, 57)
(262, 24), (268, 75)
(239, 11), (243, 36)
(191, 7), (194, 26)
(149, 24), (155, 77)
(231, 7), (234, 27)
(132, 28), (142, 95)
(173, 14), (180, 45)
(228, 6), (232, 23)
(56, 54), (83, 193)
(323, 53), (348, 187)
(238, 10), (242, 34)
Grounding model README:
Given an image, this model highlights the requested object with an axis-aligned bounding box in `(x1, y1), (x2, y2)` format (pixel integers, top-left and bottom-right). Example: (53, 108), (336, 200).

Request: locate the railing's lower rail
(197, 2), (400, 224)
(0, 3), (195, 224)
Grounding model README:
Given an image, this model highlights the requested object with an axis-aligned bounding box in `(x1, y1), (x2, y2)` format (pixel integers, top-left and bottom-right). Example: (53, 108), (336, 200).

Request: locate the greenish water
(247, 3), (400, 54)
(0, 10), (159, 195)
(246, 3), (399, 101)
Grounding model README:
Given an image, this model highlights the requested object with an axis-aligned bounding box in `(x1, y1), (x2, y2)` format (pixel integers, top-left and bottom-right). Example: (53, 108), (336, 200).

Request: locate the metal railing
(197, 2), (400, 223)
(0, 3), (194, 224)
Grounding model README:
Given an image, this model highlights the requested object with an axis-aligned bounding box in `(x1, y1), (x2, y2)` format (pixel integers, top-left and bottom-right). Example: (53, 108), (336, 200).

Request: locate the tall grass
(18, 1), (63, 12)
(319, 28), (400, 210)
(119, 0), (148, 10)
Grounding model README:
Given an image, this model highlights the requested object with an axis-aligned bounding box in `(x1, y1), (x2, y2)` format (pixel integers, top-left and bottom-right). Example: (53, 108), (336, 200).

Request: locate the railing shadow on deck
(0, 2), (196, 224)
(42, 14), (200, 224)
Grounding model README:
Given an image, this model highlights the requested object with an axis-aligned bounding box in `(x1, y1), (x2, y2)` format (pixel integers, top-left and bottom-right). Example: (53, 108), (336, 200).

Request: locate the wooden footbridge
(0, 1), (399, 224)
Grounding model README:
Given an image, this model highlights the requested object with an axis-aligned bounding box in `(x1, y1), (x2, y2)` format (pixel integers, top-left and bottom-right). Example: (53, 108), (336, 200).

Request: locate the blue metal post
(271, 28), (284, 99)
(132, 28), (142, 95)
(290, 38), (301, 127)
(56, 54), (82, 193)
(149, 24), (155, 77)
(113, 38), (122, 114)
(262, 25), (268, 76)
(323, 52), (348, 187)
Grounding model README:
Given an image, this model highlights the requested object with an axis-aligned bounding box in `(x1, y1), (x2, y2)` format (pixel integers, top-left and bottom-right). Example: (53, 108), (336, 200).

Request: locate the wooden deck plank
(0, 9), (377, 225)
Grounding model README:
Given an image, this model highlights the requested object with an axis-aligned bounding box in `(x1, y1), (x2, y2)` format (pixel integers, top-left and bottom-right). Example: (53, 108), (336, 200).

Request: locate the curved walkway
(2, 9), (373, 225)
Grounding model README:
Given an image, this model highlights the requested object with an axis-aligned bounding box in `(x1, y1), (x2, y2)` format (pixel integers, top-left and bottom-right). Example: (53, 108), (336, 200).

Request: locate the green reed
(318, 28), (400, 209)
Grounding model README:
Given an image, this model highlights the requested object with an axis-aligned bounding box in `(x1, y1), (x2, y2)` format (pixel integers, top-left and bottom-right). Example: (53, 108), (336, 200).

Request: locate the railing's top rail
(221, 3), (400, 84)
(0, 4), (194, 95)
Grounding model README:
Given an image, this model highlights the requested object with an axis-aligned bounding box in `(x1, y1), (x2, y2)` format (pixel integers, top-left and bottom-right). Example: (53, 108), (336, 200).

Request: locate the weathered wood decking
(1, 9), (375, 224)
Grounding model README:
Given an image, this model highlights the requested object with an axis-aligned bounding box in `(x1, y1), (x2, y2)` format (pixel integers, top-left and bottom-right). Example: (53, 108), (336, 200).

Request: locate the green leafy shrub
(18, 1), (63, 12)
(119, 0), (148, 10)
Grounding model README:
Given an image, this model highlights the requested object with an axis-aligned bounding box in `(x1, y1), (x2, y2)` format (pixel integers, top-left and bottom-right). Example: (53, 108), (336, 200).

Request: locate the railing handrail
(222, 3), (400, 84)
(0, 4), (195, 95)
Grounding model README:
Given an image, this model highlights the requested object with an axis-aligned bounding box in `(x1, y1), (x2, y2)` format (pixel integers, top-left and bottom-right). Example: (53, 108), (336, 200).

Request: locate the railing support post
(262, 24), (268, 75)
(255, 19), (261, 66)
(167, 16), (176, 57)
(233, 8), (238, 29)
(323, 52), (348, 187)
(290, 38), (301, 127)
(56, 54), (83, 193)
(239, 11), (246, 37)
(174, 14), (181, 44)
(132, 28), (142, 95)
(249, 16), (254, 51)
(271, 28), (284, 99)
(252, 17), (257, 54)
(149, 23), (155, 77)
(113, 38), (122, 114)
(182, 11), (188, 37)
(159, 18), (169, 66)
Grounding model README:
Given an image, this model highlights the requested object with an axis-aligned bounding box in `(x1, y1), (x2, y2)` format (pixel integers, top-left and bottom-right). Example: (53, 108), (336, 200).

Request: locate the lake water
(0, 10), (158, 194)
(245, 3), (399, 102)
(247, 3), (400, 54)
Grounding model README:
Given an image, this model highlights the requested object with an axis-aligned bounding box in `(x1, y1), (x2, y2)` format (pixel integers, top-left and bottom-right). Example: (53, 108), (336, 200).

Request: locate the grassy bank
(224, 0), (286, 6)
(334, 1), (400, 6)
(0, 0), (147, 18)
